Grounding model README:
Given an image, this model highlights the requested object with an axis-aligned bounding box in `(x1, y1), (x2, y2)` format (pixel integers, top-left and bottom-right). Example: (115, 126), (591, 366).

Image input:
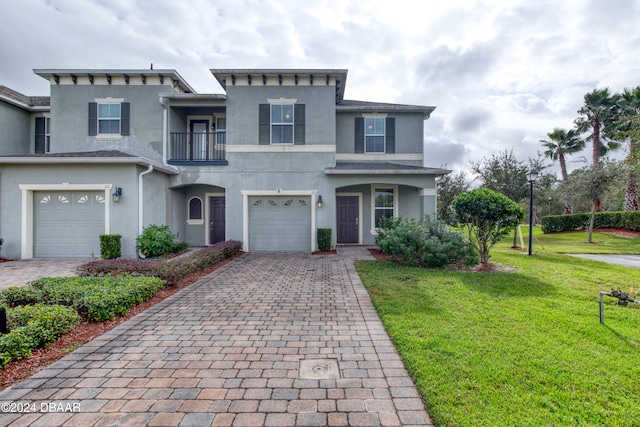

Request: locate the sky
(2, 0), (639, 177)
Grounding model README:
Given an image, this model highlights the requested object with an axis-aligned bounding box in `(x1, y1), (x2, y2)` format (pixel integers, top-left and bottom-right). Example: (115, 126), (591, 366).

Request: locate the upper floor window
(35, 116), (50, 154)
(271, 104), (293, 144)
(98, 103), (121, 134)
(88, 101), (130, 137)
(259, 102), (305, 145)
(355, 116), (395, 154)
(365, 117), (385, 153)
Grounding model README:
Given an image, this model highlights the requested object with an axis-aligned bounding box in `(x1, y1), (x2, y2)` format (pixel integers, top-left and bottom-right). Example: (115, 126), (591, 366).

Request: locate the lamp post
(526, 170), (539, 256)
(547, 196), (552, 216)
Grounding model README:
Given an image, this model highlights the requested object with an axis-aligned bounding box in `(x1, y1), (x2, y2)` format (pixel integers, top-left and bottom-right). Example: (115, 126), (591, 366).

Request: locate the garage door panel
(249, 196), (311, 251)
(34, 191), (105, 258)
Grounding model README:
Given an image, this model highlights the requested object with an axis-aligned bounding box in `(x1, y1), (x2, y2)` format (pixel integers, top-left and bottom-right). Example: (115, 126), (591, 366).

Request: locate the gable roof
(0, 85), (50, 111)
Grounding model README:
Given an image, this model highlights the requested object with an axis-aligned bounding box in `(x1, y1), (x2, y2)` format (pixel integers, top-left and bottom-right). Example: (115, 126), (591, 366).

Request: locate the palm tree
(575, 88), (621, 164)
(617, 87), (640, 210)
(541, 128), (585, 213)
(574, 88), (621, 211)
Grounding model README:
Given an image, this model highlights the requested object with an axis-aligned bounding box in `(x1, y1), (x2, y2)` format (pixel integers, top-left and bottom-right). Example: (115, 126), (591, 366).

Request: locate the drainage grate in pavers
(299, 359), (340, 379)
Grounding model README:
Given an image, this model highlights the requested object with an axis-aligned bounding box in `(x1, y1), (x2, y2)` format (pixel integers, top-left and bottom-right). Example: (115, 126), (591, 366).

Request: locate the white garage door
(34, 191), (106, 257)
(249, 196), (311, 251)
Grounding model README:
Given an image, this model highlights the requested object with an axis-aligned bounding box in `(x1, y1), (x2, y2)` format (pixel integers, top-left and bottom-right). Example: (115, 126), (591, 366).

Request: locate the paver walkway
(0, 259), (89, 290)
(0, 250), (433, 426)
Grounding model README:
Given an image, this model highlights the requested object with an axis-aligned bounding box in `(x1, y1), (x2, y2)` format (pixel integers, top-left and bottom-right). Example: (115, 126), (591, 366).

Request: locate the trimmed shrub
(17, 276), (165, 321)
(136, 224), (186, 258)
(541, 210), (640, 233)
(99, 234), (122, 259)
(0, 304), (80, 369)
(0, 286), (43, 307)
(77, 240), (243, 286)
(317, 228), (332, 251)
(376, 216), (478, 268)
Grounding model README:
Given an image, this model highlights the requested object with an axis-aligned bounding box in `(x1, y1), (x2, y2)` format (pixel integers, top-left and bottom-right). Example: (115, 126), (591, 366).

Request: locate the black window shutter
(259, 104), (270, 145)
(88, 102), (97, 136)
(121, 102), (130, 136)
(354, 117), (364, 153)
(294, 104), (305, 145)
(385, 117), (395, 154)
(35, 117), (45, 153)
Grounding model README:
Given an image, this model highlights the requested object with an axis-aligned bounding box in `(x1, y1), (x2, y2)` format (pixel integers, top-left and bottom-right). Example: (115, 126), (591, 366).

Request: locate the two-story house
(0, 68), (449, 259)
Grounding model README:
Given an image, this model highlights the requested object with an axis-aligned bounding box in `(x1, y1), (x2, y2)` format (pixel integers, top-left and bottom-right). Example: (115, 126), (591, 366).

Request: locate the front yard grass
(357, 229), (640, 426)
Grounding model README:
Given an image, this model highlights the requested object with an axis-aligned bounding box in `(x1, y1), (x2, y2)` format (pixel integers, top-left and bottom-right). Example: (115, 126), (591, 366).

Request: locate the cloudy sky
(2, 0), (639, 176)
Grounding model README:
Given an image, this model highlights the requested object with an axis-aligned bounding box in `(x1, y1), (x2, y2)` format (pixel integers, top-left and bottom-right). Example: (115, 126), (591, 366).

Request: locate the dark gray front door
(210, 196), (225, 244)
(337, 196), (359, 244)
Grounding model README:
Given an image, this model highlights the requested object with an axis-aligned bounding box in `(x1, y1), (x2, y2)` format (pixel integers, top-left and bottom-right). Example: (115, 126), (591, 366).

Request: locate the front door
(209, 196), (225, 244)
(190, 120), (209, 160)
(337, 196), (359, 244)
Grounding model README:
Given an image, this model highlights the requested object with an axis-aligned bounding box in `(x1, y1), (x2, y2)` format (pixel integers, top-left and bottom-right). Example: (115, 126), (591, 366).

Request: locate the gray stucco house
(0, 68), (449, 259)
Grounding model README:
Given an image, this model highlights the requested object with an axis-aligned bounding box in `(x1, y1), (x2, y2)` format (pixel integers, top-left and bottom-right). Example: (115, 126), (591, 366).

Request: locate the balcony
(168, 132), (227, 165)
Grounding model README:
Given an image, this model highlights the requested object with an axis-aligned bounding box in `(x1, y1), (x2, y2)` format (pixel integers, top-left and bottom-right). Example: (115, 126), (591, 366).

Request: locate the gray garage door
(34, 191), (106, 257)
(249, 196), (311, 251)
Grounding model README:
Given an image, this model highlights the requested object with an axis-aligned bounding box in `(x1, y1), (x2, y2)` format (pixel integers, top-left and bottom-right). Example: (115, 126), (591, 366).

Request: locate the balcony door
(190, 120), (209, 160)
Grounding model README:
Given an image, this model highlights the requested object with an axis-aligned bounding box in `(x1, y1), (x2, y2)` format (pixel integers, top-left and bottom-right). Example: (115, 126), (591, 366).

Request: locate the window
(187, 197), (203, 224)
(88, 101), (130, 136)
(271, 104), (294, 144)
(98, 103), (121, 134)
(259, 103), (305, 145)
(373, 187), (396, 227)
(355, 116), (395, 154)
(365, 117), (385, 153)
(35, 116), (50, 154)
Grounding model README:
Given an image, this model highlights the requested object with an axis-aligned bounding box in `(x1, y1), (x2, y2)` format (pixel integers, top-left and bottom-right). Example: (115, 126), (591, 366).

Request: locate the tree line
(438, 86), (640, 235)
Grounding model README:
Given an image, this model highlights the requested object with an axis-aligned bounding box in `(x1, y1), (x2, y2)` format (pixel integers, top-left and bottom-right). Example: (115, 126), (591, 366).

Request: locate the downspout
(159, 97), (170, 165)
(138, 165), (154, 250)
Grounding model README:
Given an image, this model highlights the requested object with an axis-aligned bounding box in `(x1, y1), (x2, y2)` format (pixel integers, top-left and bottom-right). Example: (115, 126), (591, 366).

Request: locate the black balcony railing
(168, 132), (227, 165)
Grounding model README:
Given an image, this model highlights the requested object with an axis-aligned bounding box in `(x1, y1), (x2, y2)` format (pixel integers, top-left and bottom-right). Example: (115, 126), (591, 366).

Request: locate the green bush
(0, 304), (80, 369)
(99, 234), (121, 259)
(317, 228), (332, 251)
(8, 276), (165, 321)
(77, 240), (242, 286)
(376, 216), (478, 268)
(136, 224), (186, 258)
(541, 211), (640, 233)
(0, 286), (43, 307)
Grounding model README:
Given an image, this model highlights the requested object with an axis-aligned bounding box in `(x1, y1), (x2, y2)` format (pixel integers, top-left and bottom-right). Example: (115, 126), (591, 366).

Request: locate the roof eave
(0, 156), (180, 175)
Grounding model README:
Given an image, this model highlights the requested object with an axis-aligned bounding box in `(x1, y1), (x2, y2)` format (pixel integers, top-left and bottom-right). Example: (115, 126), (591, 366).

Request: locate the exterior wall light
(317, 195), (324, 208)
(112, 187), (122, 203)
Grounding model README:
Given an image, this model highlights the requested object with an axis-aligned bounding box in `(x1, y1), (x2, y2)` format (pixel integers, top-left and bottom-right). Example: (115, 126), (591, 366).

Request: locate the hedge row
(76, 240), (243, 286)
(541, 211), (640, 233)
(1, 276), (165, 322)
(0, 304), (81, 368)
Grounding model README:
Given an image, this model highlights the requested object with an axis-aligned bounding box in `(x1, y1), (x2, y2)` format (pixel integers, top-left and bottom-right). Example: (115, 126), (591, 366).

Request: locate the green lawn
(357, 229), (640, 427)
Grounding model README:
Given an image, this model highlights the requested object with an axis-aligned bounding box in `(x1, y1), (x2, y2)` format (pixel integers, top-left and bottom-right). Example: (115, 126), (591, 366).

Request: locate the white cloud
(2, 0), (639, 177)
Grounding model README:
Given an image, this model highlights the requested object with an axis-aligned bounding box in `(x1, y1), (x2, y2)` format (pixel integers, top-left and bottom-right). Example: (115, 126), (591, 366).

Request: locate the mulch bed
(0, 252), (243, 391)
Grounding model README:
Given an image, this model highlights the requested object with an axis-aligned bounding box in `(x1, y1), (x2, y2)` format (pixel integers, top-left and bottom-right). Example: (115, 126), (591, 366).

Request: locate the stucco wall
(225, 85), (336, 145)
(335, 111), (425, 157)
(0, 163), (149, 259)
(49, 84), (168, 161)
(0, 102), (30, 156)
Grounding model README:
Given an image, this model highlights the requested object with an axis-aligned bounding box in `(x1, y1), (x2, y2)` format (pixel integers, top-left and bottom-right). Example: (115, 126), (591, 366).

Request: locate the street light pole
(526, 170), (539, 256)
(548, 196), (552, 216)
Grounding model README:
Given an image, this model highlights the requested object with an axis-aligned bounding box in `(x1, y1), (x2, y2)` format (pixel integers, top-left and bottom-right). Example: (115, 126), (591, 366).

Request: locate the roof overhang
(159, 92), (226, 107)
(337, 103), (435, 120)
(325, 162), (451, 176)
(211, 69), (348, 102)
(0, 155), (179, 175)
(34, 69), (195, 94)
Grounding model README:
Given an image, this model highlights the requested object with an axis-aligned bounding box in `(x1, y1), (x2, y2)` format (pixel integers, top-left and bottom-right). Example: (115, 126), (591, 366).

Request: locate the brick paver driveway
(0, 251), (433, 426)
